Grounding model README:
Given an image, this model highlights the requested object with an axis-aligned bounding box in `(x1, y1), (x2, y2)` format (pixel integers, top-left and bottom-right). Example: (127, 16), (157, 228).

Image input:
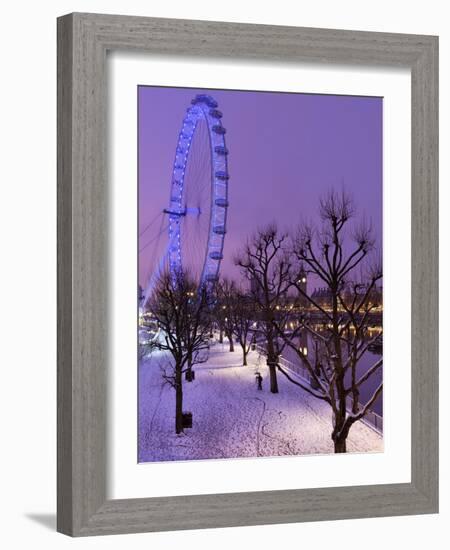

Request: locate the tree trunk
(185, 351), (193, 382)
(332, 411), (349, 453)
(266, 334), (279, 393)
(175, 367), (183, 434)
(311, 339), (321, 390)
(219, 327), (223, 343)
(242, 348), (248, 366)
(268, 363), (279, 393)
(351, 388), (360, 414)
(333, 436), (347, 453)
(228, 335), (234, 352)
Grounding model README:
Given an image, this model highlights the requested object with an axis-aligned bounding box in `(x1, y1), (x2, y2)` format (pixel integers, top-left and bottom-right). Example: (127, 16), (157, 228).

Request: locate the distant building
(296, 267), (308, 307)
(311, 283), (383, 312)
(311, 287), (332, 309)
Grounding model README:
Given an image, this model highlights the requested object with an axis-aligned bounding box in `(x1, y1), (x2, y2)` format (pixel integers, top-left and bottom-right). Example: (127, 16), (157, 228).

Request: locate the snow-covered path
(139, 343), (383, 462)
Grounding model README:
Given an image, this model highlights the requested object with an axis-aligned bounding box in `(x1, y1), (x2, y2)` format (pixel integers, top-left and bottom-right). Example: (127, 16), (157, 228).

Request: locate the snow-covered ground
(139, 342), (383, 462)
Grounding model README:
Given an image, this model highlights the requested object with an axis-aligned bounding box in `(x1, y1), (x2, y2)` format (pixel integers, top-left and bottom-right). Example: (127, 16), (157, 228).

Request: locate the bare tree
(146, 271), (211, 434)
(235, 224), (293, 393)
(274, 190), (383, 452)
(215, 279), (236, 352)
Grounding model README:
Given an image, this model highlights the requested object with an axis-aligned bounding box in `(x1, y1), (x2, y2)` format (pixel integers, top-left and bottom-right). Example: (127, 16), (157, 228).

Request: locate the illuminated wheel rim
(165, 94), (229, 289)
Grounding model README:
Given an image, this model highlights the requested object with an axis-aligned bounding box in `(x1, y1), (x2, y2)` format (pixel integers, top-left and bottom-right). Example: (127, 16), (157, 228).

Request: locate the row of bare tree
(143, 190), (383, 452)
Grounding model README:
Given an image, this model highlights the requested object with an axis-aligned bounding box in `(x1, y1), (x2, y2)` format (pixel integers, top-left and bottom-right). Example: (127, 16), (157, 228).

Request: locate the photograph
(0, 1), (440, 543)
(138, 85), (383, 463)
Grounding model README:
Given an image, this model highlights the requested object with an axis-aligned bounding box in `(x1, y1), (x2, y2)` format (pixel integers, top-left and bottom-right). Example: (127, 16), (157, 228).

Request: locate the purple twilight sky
(138, 86), (382, 290)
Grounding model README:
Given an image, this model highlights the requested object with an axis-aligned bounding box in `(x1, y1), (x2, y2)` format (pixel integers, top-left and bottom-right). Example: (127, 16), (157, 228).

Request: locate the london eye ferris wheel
(143, 94), (229, 304)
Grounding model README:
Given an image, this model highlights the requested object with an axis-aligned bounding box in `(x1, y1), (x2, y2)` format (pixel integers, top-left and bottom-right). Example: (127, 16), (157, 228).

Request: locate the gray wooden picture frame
(57, 12), (438, 537)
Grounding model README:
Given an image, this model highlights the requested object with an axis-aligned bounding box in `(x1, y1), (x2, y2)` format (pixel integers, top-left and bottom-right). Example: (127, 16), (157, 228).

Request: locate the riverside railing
(254, 344), (383, 435)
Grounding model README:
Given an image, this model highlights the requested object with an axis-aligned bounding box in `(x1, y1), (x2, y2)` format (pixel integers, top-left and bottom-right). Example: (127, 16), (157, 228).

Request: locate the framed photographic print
(57, 13), (438, 536)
